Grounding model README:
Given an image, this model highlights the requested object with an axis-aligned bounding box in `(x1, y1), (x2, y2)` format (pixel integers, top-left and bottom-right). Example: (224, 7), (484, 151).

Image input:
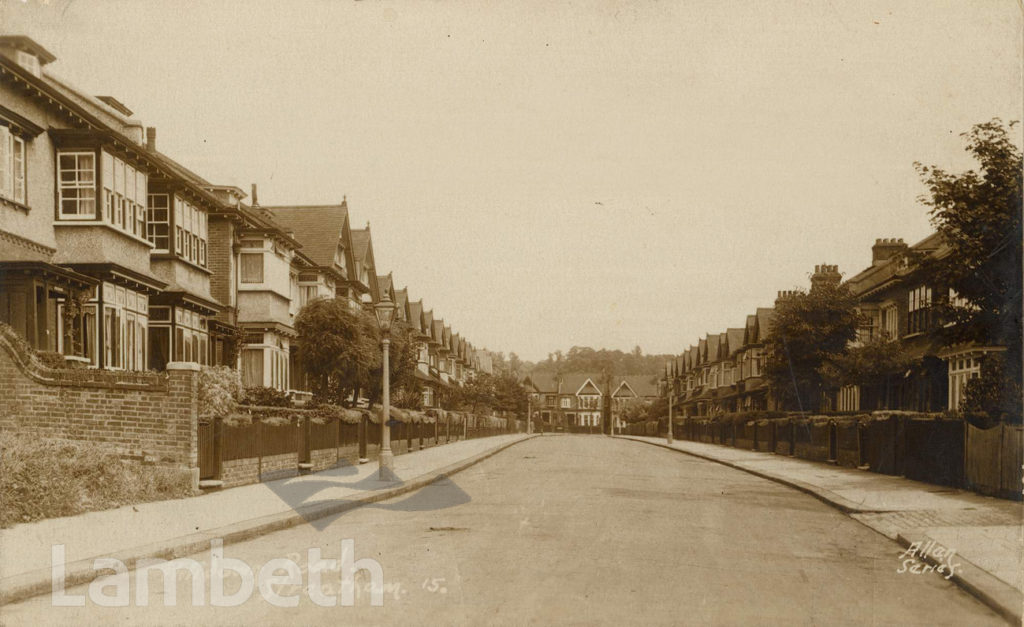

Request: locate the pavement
(0, 433), (537, 607)
(618, 434), (1024, 624)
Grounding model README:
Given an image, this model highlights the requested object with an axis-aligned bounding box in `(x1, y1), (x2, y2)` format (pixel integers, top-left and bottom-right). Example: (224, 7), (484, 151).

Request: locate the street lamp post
(666, 362), (674, 445)
(374, 293), (397, 480)
(527, 395), (533, 434)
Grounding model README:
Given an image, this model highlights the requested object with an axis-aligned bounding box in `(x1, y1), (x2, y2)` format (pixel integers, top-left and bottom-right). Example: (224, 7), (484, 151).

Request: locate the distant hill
(528, 345), (673, 377)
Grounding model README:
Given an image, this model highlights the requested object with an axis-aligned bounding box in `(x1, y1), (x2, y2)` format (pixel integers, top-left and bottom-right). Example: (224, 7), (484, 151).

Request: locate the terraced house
(841, 235), (1002, 413)
(0, 35), (221, 371)
(668, 234), (1008, 417)
(0, 34), (498, 403)
(265, 202), (357, 393)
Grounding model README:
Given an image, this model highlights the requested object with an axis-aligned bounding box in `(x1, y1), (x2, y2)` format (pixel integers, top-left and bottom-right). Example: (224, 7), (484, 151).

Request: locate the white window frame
(0, 126), (26, 205)
(57, 151), (97, 219)
(147, 193), (170, 251)
(881, 304), (899, 339)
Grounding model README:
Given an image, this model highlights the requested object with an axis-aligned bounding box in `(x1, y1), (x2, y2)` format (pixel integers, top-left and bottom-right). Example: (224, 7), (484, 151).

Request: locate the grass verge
(0, 431), (196, 528)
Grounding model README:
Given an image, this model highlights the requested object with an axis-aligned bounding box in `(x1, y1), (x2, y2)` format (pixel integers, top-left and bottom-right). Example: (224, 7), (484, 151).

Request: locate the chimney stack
(871, 238), (908, 265)
(145, 127), (156, 151)
(251, 184), (259, 207)
(810, 263), (842, 291)
(775, 290), (798, 306)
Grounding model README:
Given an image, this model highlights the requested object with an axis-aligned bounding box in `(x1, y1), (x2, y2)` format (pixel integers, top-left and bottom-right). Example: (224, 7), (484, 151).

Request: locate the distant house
(524, 372), (660, 430)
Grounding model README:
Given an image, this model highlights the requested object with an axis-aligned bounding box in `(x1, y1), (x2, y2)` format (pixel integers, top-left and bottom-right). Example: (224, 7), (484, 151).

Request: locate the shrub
(197, 366), (243, 421)
(243, 386), (291, 407)
(0, 431), (196, 528)
(35, 351), (68, 369)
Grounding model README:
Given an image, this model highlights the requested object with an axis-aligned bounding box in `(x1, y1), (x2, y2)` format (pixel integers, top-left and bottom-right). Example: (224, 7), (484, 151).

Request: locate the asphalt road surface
(1, 436), (1005, 625)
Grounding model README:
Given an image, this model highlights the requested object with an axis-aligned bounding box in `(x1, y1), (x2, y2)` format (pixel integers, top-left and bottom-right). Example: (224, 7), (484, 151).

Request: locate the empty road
(1, 436), (1004, 625)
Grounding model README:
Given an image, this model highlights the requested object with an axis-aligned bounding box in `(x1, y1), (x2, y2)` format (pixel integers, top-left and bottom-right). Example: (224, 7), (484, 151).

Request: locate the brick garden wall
(0, 325), (199, 480)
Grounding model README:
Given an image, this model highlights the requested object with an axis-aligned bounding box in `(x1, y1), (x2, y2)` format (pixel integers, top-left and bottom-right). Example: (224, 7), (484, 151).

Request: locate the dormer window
(15, 50), (41, 77)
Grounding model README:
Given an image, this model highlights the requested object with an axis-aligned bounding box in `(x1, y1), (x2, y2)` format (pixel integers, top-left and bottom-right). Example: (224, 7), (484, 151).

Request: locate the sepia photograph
(0, 0), (1021, 624)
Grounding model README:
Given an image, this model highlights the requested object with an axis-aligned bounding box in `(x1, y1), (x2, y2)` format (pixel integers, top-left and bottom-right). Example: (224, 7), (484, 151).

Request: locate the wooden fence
(621, 413), (1022, 501)
(966, 424), (1023, 499)
(200, 406), (516, 488)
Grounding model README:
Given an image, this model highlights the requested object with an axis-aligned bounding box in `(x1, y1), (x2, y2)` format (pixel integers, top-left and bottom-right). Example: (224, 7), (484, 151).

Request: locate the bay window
(100, 151), (146, 235)
(172, 308), (208, 365)
(0, 125), (26, 205)
(96, 283), (148, 370)
(242, 348), (264, 388)
(299, 284), (319, 307)
(171, 197), (207, 266)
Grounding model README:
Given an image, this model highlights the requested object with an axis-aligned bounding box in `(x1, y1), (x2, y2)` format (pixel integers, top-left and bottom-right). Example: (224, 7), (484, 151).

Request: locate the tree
(915, 119), (1023, 423)
(492, 372), (528, 416)
(507, 352), (523, 376)
(364, 321), (420, 410)
(962, 352), (1016, 425)
(763, 282), (860, 412)
(529, 345), (675, 376)
(821, 337), (915, 410)
(295, 298), (377, 406)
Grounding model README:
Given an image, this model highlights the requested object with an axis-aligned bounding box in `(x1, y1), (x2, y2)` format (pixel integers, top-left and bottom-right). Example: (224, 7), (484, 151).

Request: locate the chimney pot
(145, 127), (156, 151)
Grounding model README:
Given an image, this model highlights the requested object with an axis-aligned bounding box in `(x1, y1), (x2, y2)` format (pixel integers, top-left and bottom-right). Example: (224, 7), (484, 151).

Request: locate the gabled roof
(349, 226), (379, 301)
(726, 328), (745, 356)
(265, 204), (350, 276)
(524, 372), (558, 393)
(744, 315), (758, 345)
(576, 378), (602, 396)
(432, 319), (445, 345)
(376, 274), (393, 295)
(698, 338), (707, 364)
(407, 300), (425, 334)
(756, 308), (775, 342)
(422, 308), (435, 337)
(351, 229), (371, 262)
(613, 375), (660, 398)
(706, 334), (720, 363)
(612, 381), (637, 398)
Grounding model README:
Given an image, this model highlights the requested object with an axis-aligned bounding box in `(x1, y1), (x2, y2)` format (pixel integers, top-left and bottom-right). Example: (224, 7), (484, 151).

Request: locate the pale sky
(3, 0), (1021, 362)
